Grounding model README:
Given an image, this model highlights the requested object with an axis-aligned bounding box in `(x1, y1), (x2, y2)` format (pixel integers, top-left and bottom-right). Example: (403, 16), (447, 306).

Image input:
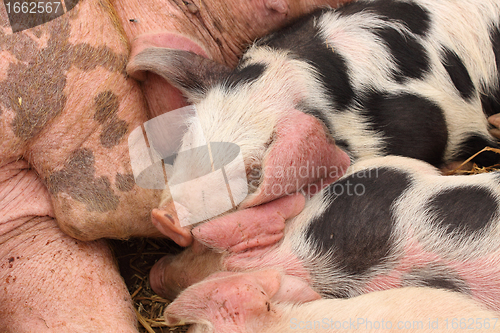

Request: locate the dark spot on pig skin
(441, 48), (475, 100)
(46, 148), (120, 212)
(100, 119), (128, 148)
(7, 257), (14, 268)
(258, 10), (355, 111)
(115, 173), (135, 192)
(362, 92), (448, 167)
(402, 263), (470, 294)
(481, 25), (500, 117)
(481, 92), (500, 118)
(372, 27), (430, 83)
(93, 91), (128, 148)
(305, 168), (411, 278)
(426, 186), (498, 236)
(71, 44), (127, 73)
(337, 0), (431, 37)
(491, 25), (500, 84)
(454, 135), (500, 167)
(0, 12), (127, 142)
(224, 63), (267, 89)
(334, 139), (351, 155)
(94, 91), (119, 124)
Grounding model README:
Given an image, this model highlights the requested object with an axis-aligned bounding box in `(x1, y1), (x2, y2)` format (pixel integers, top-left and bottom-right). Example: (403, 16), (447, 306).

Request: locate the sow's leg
(0, 0), (154, 330)
(0, 160), (137, 332)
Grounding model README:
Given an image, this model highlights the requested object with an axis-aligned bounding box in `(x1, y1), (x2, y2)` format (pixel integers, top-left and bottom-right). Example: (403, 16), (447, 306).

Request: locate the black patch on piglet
(306, 168), (411, 276)
(259, 10), (355, 111)
(441, 48), (475, 100)
(224, 63), (267, 88)
(362, 92), (448, 167)
(426, 186), (498, 236)
(337, 0), (431, 37)
(402, 263), (470, 294)
(372, 26), (430, 83)
(100, 119), (128, 148)
(46, 148), (120, 212)
(94, 91), (119, 123)
(481, 92), (500, 118)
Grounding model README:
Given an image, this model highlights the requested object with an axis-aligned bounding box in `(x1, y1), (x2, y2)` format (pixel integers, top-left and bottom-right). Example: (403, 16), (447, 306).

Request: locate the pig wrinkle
(0, 159), (54, 238)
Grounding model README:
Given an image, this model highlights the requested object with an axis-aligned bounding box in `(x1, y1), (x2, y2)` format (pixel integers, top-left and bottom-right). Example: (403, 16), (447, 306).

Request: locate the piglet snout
(149, 255), (178, 300)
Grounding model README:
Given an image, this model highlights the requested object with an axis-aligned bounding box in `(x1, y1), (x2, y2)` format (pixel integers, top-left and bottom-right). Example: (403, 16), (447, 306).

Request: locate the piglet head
(127, 48), (350, 229)
(164, 269), (320, 333)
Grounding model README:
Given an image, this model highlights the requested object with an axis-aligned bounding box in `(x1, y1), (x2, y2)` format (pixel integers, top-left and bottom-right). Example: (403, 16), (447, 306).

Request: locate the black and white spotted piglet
(128, 0), (500, 221)
(153, 156), (500, 316)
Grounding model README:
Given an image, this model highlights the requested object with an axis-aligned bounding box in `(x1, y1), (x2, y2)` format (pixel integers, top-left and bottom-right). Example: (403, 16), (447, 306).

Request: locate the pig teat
(151, 202), (193, 248)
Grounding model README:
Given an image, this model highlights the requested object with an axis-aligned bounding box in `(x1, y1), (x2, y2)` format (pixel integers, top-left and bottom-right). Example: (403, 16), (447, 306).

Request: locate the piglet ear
(126, 47), (231, 101)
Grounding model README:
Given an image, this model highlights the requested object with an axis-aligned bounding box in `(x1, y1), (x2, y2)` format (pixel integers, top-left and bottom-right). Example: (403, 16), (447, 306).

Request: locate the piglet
(164, 269), (500, 333)
(128, 0), (500, 230)
(152, 155), (500, 314)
